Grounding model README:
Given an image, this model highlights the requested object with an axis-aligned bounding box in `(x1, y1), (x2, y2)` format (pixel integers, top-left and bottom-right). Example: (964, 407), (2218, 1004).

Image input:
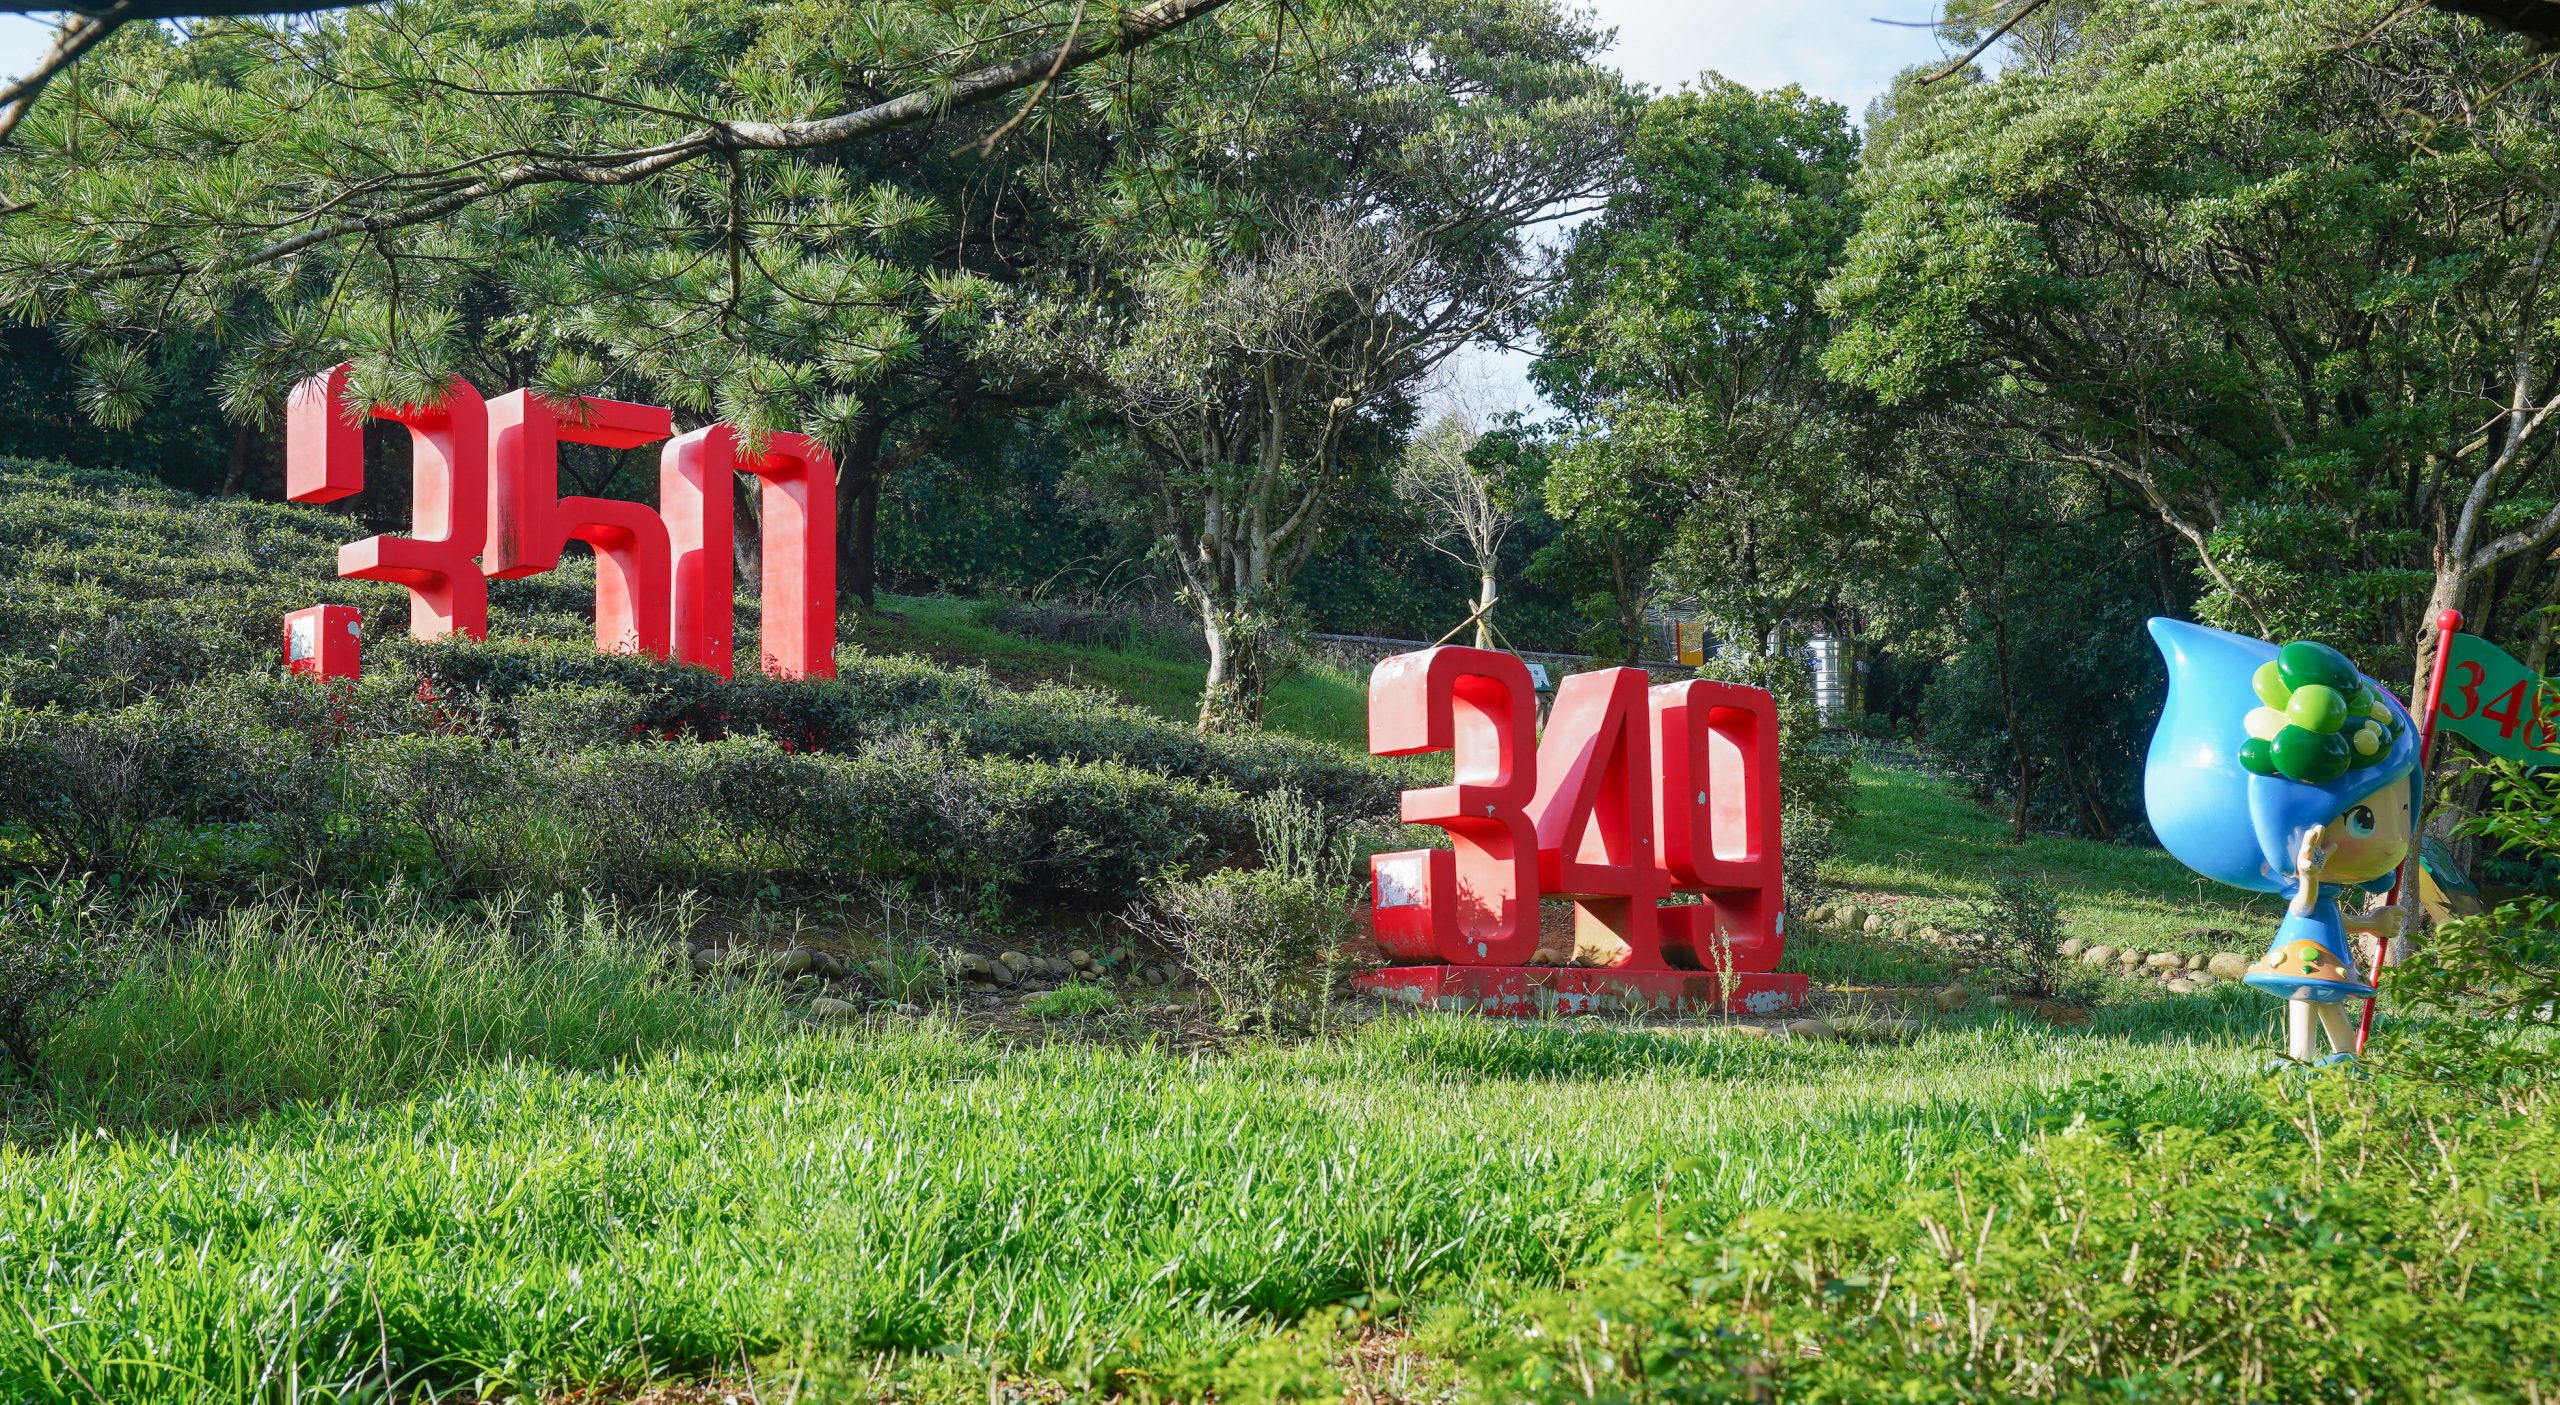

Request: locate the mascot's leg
(2287, 997), (2319, 1064)
(2314, 1001), (2357, 1061)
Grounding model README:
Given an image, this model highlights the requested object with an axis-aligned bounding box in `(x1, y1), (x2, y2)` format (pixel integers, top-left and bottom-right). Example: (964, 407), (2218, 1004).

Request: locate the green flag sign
(2438, 632), (2560, 767)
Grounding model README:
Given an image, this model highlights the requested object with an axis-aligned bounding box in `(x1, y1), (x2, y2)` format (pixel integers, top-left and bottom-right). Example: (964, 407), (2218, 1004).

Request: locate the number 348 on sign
(1356, 647), (1808, 1016)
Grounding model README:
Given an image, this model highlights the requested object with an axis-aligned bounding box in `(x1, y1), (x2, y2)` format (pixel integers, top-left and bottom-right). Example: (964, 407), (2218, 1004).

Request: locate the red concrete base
(1355, 965), (1808, 1017)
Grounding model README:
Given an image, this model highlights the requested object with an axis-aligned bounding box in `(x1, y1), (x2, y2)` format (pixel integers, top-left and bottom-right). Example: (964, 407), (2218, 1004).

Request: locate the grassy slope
(850, 594), (1374, 750)
(1830, 763), (2277, 954)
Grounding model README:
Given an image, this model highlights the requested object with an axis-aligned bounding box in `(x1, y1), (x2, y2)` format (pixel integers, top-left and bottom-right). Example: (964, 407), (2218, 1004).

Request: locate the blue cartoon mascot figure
(2145, 620), (2420, 1064)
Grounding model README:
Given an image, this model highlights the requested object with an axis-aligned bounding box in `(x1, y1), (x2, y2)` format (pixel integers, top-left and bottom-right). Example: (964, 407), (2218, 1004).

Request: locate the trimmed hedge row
(0, 694), (1251, 907)
(0, 457), (1394, 910)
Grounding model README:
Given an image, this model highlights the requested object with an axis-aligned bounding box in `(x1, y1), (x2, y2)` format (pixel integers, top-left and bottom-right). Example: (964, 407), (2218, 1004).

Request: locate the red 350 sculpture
(279, 363), (836, 680)
(1359, 646), (1805, 1015)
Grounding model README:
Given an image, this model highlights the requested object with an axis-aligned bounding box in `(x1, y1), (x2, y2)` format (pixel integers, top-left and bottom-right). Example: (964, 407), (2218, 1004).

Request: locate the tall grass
(41, 889), (787, 1129)
(0, 980), (2276, 1403)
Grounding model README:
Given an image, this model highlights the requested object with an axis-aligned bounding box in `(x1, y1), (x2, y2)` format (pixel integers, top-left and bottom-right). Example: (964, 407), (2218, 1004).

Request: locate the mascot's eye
(2345, 806), (2378, 838)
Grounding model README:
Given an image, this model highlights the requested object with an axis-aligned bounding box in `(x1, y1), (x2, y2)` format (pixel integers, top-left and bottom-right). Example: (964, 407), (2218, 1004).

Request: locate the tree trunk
(221, 420), (257, 496)
(1473, 573), (1496, 649)
(837, 409), (888, 608)
(732, 477), (761, 583)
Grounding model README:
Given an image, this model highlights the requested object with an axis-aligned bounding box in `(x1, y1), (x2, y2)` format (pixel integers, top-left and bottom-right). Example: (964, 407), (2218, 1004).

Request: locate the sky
(0, 2), (1957, 412)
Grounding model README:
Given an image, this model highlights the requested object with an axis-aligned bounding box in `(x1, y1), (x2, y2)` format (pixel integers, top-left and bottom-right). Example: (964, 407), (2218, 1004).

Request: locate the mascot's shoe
(2242, 914), (2374, 1003)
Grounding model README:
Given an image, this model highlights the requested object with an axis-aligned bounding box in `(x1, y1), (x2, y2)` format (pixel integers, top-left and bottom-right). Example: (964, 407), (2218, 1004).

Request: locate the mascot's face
(2317, 776), (2414, 886)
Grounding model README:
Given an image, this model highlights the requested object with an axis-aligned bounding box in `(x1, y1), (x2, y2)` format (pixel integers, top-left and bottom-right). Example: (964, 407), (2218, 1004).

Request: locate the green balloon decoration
(2240, 736), (2277, 775)
(2286, 683), (2347, 733)
(2252, 661), (2292, 710)
(2235, 638), (2398, 782)
(2277, 640), (2356, 694)
(2271, 724), (2351, 783)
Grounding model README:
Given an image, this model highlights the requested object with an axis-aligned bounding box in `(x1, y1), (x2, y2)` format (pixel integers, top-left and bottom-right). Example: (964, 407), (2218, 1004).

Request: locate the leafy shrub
(345, 733), (521, 891)
(2394, 758), (2560, 1077)
(1135, 868), (1347, 1030)
(0, 873), (136, 1067)
(1461, 1070), (2560, 1402)
(1134, 788), (1360, 1030)
(1953, 873), (2071, 998)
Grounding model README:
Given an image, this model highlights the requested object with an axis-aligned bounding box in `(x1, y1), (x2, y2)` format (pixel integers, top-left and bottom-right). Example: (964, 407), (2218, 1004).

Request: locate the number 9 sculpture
(1361, 646), (1804, 1016)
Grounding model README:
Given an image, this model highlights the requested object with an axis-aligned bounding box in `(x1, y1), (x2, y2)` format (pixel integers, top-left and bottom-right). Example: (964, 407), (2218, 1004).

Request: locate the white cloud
(1592, 0), (1955, 112)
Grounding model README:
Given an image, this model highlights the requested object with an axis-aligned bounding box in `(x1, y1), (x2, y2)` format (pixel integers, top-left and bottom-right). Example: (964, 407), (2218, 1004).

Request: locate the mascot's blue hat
(2145, 618), (2420, 898)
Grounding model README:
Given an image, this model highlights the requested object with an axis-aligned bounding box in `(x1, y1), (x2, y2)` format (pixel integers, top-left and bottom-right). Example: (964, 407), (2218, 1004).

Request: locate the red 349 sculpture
(1359, 646), (1806, 1015)
(279, 363), (836, 681)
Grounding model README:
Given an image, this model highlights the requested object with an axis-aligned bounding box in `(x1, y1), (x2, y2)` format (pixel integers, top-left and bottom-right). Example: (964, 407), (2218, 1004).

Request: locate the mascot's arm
(2289, 827), (2330, 918)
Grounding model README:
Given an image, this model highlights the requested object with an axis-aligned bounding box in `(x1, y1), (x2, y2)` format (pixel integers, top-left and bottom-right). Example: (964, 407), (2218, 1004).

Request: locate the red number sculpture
(1651, 680), (1783, 972)
(282, 604), (362, 680)
(660, 426), (840, 680)
(287, 363), (490, 642)
(282, 365), (838, 681)
(1367, 647), (1542, 965)
(1532, 667), (1671, 968)
(486, 391), (677, 659)
(1363, 648), (1799, 1014)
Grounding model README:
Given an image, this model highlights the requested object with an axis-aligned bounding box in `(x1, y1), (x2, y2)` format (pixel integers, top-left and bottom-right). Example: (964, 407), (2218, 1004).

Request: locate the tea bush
(0, 459), (1388, 914)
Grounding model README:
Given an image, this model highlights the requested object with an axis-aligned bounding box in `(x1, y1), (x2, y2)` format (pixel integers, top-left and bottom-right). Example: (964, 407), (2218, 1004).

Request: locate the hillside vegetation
(1, 461), (2554, 1403)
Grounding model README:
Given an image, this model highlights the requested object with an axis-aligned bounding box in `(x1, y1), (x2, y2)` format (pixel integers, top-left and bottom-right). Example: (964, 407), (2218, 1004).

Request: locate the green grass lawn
(1830, 762), (2279, 955)
(0, 992), (2273, 1403)
(849, 594), (1373, 750)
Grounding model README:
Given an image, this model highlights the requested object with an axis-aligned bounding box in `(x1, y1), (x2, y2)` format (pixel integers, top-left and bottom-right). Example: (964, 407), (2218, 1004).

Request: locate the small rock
(1890, 920), (1918, 941)
(998, 950), (1031, 975)
(1782, 1017), (1839, 1041)
(954, 952), (994, 980)
(810, 950), (847, 980)
(1835, 905), (1865, 929)
(1919, 925), (1948, 945)
(1986, 993), (2009, 1008)
(1141, 965), (1168, 987)
(809, 996), (860, 1020)
(774, 947), (815, 978)
(689, 947), (720, 974)
(2060, 937), (2088, 959)
(1067, 948), (1095, 970)
(1715, 1021), (1773, 1038)
(2081, 944), (2119, 966)
(2183, 953), (2206, 972)
(1862, 914), (1890, 935)
(1803, 904), (1832, 926)
(894, 1002), (924, 1017)
(1932, 983), (1970, 1013)
(2144, 951), (2183, 970)
(2189, 971), (2217, 987)
(2117, 949), (2145, 967)
(2165, 979), (2196, 995)
(1876, 1016), (1922, 1043)
(2207, 951), (2252, 981)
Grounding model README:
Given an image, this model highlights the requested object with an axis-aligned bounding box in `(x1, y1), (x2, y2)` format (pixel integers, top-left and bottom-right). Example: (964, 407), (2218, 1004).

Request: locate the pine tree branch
(79, 0), (1236, 281)
(0, 4), (133, 150)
